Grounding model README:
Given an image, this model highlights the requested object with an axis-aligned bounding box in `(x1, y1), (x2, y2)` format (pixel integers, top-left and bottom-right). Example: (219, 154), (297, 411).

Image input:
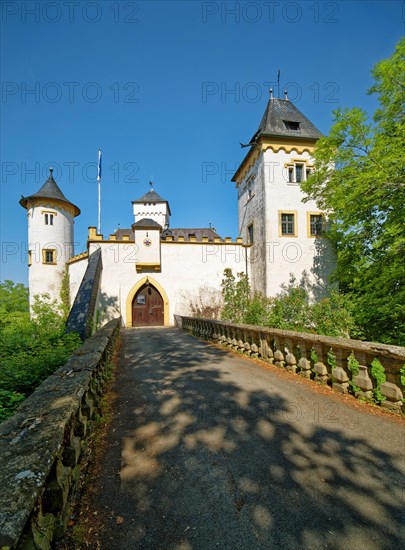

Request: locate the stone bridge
(0, 318), (404, 549)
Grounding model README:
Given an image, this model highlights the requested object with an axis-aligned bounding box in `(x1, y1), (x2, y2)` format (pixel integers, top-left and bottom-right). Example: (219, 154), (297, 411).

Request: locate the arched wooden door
(132, 283), (164, 327)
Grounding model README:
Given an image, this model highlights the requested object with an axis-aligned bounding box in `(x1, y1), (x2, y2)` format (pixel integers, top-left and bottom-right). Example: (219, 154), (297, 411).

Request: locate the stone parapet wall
(66, 248), (103, 340)
(175, 316), (404, 412)
(0, 318), (120, 549)
(67, 251), (89, 265)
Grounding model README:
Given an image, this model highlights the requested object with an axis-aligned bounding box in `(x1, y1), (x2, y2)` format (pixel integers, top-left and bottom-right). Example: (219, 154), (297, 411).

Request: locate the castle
(20, 93), (334, 334)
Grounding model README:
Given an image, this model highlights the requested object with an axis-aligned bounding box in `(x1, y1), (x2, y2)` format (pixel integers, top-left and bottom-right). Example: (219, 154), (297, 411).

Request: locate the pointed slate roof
(131, 187), (171, 215)
(250, 97), (323, 142)
(232, 96), (323, 183)
(133, 189), (166, 203)
(19, 169), (80, 216)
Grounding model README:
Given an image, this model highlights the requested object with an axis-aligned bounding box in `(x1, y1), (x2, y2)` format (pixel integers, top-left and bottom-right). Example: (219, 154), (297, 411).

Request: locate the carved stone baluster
(332, 348), (350, 394)
(313, 343), (328, 384)
(236, 327), (244, 354)
(380, 382), (404, 411)
(284, 337), (297, 374)
(226, 326), (233, 348)
(273, 336), (285, 368)
(353, 352), (373, 399)
(251, 343), (259, 358)
(250, 331), (259, 358)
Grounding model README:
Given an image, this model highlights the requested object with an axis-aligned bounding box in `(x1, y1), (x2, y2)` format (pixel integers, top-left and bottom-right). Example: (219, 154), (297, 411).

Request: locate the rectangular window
(287, 164), (307, 183)
(281, 214), (294, 235)
(295, 164), (303, 183)
(44, 213), (54, 225)
(309, 214), (324, 236)
(247, 223), (254, 243)
(279, 212), (297, 237)
(245, 175), (254, 201)
(43, 249), (56, 264)
(28, 250), (32, 267)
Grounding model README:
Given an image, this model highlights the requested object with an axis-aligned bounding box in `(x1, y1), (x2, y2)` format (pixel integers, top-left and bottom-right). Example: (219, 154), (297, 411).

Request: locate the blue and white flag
(97, 149), (102, 182)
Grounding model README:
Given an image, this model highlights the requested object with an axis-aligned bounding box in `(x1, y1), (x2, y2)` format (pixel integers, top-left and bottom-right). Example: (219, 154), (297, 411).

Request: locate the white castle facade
(20, 94), (335, 329)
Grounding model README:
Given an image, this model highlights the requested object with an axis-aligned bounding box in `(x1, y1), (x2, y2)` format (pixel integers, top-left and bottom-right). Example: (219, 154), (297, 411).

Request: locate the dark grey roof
(132, 218), (162, 229)
(19, 169), (80, 216)
(114, 229), (134, 240)
(166, 228), (223, 242)
(250, 98), (323, 142)
(114, 227), (223, 242)
(131, 188), (171, 215)
(132, 189), (166, 203)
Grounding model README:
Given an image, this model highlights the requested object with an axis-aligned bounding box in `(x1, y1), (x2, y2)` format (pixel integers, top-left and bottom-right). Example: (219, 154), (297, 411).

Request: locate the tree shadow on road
(93, 328), (404, 550)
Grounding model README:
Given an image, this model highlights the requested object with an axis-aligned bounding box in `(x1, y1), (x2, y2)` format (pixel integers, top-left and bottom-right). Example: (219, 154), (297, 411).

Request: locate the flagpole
(97, 149), (102, 234)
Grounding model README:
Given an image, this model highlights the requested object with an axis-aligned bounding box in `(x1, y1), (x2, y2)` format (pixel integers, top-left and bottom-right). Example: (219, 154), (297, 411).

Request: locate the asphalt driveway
(90, 328), (405, 550)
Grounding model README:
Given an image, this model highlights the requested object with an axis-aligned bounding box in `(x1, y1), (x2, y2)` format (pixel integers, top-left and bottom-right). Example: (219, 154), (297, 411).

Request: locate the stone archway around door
(132, 283), (164, 327)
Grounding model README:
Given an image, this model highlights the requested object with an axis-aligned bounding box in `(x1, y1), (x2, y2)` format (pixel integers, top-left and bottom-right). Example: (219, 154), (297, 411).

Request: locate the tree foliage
(0, 281), (81, 421)
(301, 38), (405, 345)
(221, 268), (251, 323)
(0, 279), (29, 326)
(220, 270), (357, 338)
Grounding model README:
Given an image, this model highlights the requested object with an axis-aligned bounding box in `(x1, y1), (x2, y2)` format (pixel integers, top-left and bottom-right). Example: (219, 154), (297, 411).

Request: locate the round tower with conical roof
(20, 169), (80, 309)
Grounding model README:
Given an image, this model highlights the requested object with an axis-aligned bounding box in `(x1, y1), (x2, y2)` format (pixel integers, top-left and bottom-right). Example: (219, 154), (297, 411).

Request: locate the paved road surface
(91, 328), (404, 550)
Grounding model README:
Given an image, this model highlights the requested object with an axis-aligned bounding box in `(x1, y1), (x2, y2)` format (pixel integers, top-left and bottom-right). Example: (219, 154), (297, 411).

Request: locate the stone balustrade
(0, 318), (120, 549)
(175, 316), (405, 412)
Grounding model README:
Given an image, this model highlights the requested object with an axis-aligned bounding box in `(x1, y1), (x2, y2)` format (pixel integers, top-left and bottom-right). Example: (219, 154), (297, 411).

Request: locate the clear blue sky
(1, 0), (403, 284)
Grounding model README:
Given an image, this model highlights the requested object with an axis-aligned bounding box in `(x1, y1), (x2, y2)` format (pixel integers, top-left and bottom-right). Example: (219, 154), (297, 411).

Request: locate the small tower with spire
(20, 168), (80, 310)
(131, 185), (171, 229)
(130, 185), (171, 273)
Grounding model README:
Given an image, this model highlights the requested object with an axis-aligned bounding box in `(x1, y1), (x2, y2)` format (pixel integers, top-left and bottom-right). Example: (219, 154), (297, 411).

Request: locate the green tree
(0, 283), (81, 421)
(219, 269), (357, 338)
(221, 268), (250, 323)
(266, 276), (310, 333)
(0, 280), (29, 327)
(301, 38), (405, 345)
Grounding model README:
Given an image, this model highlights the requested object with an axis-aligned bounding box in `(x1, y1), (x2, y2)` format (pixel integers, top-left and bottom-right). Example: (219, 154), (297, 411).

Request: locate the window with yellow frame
(42, 248), (56, 265)
(278, 211), (298, 237)
(307, 212), (324, 237)
(285, 160), (314, 183)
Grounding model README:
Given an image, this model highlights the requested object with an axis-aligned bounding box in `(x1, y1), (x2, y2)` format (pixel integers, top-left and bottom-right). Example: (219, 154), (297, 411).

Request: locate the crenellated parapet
(67, 251), (89, 264)
(175, 316), (405, 412)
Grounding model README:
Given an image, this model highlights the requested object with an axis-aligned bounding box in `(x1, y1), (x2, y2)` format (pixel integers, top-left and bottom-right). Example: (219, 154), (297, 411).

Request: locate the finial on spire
(49, 167), (54, 179)
(149, 180), (154, 191)
(269, 88), (273, 99)
(284, 90), (289, 100)
(277, 68), (281, 98)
